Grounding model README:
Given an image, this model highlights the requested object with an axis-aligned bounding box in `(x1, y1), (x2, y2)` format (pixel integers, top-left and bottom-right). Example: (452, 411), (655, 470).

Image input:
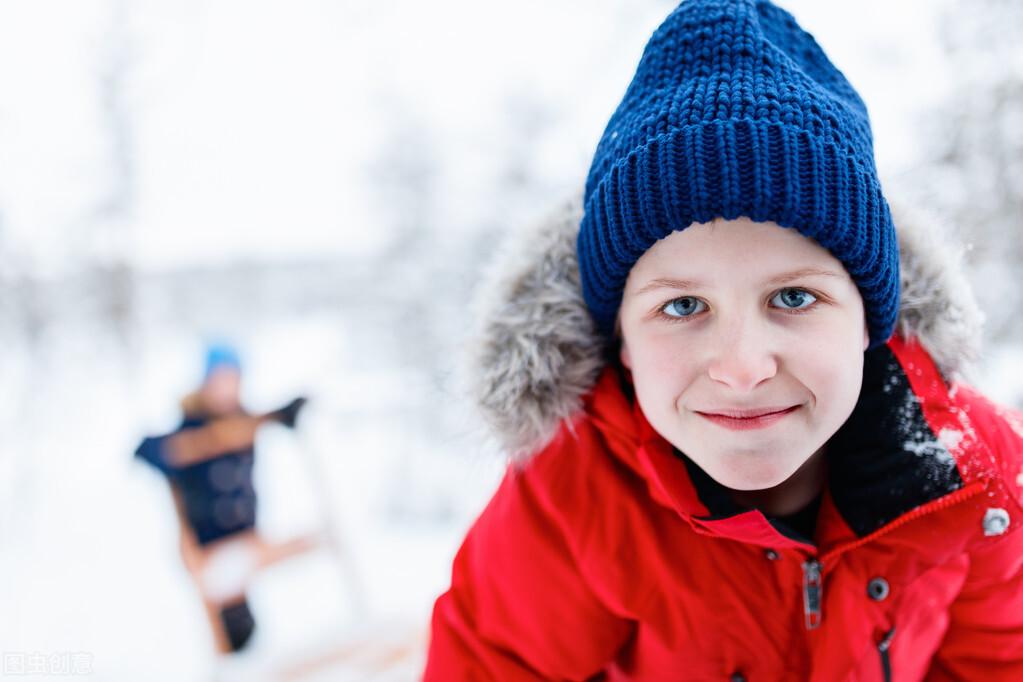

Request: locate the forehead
(628, 218), (848, 284)
(204, 367), (241, 385)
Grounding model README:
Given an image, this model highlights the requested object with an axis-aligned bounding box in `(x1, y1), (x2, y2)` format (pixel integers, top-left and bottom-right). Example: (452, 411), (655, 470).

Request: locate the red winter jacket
(424, 201), (1023, 681)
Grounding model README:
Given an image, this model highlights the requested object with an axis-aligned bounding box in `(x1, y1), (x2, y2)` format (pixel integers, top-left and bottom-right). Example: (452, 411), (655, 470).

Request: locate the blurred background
(0, 0), (1019, 679)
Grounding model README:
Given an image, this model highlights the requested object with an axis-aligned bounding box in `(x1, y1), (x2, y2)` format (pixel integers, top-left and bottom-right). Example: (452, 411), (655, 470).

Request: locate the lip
(699, 405), (798, 419)
(694, 405), (801, 431)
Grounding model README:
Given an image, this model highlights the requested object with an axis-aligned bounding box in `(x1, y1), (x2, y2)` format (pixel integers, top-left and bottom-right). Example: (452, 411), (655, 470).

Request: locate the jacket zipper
(796, 482), (985, 634)
(801, 559), (822, 630)
(818, 480), (987, 570)
(877, 626), (896, 682)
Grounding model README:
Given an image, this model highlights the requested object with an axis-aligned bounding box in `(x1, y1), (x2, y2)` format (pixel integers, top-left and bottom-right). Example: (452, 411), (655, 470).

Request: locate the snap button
(764, 549), (779, 561)
(867, 577), (890, 601)
(983, 508), (1010, 536)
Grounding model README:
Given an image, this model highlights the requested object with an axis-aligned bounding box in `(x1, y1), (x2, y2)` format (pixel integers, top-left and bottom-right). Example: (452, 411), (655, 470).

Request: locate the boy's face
(201, 367), (242, 416)
(618, 217), (869, 492)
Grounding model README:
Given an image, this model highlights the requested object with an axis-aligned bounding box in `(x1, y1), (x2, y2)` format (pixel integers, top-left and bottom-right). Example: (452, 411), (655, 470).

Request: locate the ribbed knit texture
(578, 0), (899, 348)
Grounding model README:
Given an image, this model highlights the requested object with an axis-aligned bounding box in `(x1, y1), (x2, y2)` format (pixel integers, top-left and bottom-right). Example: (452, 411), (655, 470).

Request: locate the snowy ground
(0, 298), (507, 681)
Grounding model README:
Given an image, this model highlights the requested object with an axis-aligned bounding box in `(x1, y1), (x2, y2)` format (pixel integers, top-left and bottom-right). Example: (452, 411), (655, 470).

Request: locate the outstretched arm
(164, 415), (265, 466)
(165, 397), (308, 467)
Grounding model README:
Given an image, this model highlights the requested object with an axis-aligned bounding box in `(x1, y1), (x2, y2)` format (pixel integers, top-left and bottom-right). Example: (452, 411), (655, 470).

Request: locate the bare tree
(908, 0), (1023, 346)
(87, 0), (139, 344)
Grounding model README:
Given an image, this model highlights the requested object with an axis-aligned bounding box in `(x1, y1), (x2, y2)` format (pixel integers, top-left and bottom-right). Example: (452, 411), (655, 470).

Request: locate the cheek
(796, 328), (865, 422)
(621, 327), (699, 403)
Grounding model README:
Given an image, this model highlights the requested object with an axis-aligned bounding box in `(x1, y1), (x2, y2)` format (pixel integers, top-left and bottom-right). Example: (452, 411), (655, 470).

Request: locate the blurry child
(136, 344), (310, 654)
(425, 1), (1023, 679)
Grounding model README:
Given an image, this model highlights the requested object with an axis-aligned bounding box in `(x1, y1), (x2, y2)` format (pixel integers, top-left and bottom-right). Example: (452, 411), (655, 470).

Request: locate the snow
(901, 436), (955, 469)
(0, 309), (501, 680)
(0, 1), (1018, 680)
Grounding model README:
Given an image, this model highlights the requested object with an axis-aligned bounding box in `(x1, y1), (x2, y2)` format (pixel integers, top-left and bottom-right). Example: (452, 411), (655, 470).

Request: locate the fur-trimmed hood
(467, 193), (984, 460)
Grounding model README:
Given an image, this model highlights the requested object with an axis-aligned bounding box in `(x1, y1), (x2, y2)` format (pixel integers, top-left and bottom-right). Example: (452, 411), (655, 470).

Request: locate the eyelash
(654, 288), (825, 323)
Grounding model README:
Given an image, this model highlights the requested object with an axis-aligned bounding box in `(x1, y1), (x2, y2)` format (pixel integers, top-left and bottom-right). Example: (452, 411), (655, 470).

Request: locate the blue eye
(771, 288), (817, 310)
(661, 297), (706, 318)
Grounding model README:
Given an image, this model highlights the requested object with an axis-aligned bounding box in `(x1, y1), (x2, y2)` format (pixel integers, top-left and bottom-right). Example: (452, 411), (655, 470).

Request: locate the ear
(619, 336), (632, 370)
(863, 323), (870, 352)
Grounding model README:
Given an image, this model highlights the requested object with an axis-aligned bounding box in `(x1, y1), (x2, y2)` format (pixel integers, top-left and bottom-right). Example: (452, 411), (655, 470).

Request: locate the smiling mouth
(697, 405), (799, 419)
(694, 405), (801, 430)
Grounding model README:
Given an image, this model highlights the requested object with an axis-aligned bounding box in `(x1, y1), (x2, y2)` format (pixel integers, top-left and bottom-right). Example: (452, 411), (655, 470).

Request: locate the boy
(135, 345), (310, 653)
(425, 0), (1023, 679)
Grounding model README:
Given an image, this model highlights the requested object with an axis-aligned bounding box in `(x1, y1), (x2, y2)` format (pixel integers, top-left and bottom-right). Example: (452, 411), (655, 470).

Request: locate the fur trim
(889, 199), (984, 380)
(466, 200), (605, 461)
(467, 193), (984, 460)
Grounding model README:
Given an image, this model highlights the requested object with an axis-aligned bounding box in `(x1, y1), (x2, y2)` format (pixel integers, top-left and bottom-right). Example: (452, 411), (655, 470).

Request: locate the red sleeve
(927, 389), (1023, 679)
(926, 526), (1023, 680)
(424, 450), (634, 680)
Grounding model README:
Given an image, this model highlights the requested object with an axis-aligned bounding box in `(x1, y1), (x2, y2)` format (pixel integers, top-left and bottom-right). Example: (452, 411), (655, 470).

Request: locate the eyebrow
(634, 267), (844, 295)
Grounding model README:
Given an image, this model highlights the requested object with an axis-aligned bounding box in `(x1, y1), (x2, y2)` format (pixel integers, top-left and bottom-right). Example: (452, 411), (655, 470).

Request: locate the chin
(716, 473), (789, 492)
(700, 451), (803, 492)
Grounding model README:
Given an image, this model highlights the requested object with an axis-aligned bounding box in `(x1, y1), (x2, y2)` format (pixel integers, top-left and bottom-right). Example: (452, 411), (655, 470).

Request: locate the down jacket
(424, 199), (1023, 681)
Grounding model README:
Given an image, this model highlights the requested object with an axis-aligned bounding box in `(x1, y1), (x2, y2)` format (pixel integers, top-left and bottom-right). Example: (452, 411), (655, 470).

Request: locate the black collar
(676, 345), (965, 540)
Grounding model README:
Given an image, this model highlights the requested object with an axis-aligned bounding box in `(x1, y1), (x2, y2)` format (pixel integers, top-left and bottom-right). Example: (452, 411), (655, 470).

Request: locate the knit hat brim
(578, 117), (900, 348)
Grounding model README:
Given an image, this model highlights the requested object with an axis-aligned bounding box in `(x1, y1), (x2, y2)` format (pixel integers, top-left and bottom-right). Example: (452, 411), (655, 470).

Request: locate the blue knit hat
(203, 343), (242, 380)
(578, 0), (899, 349)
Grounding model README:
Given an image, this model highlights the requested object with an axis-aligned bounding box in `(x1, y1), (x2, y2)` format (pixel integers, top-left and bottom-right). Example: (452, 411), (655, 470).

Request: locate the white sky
(0, 0), (949, 273)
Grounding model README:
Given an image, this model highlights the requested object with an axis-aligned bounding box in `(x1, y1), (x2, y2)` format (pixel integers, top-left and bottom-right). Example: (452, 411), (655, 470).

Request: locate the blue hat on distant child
(577, 0), (900, 348)
(203, 343), (242, 380)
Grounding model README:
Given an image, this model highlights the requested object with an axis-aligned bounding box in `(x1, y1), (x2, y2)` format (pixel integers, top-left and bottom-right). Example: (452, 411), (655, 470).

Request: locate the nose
(706, 317), (778, 392)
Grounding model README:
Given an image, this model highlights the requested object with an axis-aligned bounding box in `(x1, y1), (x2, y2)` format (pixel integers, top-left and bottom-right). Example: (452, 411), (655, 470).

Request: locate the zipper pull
(802, 559), (823, 629)
(877, 626), (896, 682)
